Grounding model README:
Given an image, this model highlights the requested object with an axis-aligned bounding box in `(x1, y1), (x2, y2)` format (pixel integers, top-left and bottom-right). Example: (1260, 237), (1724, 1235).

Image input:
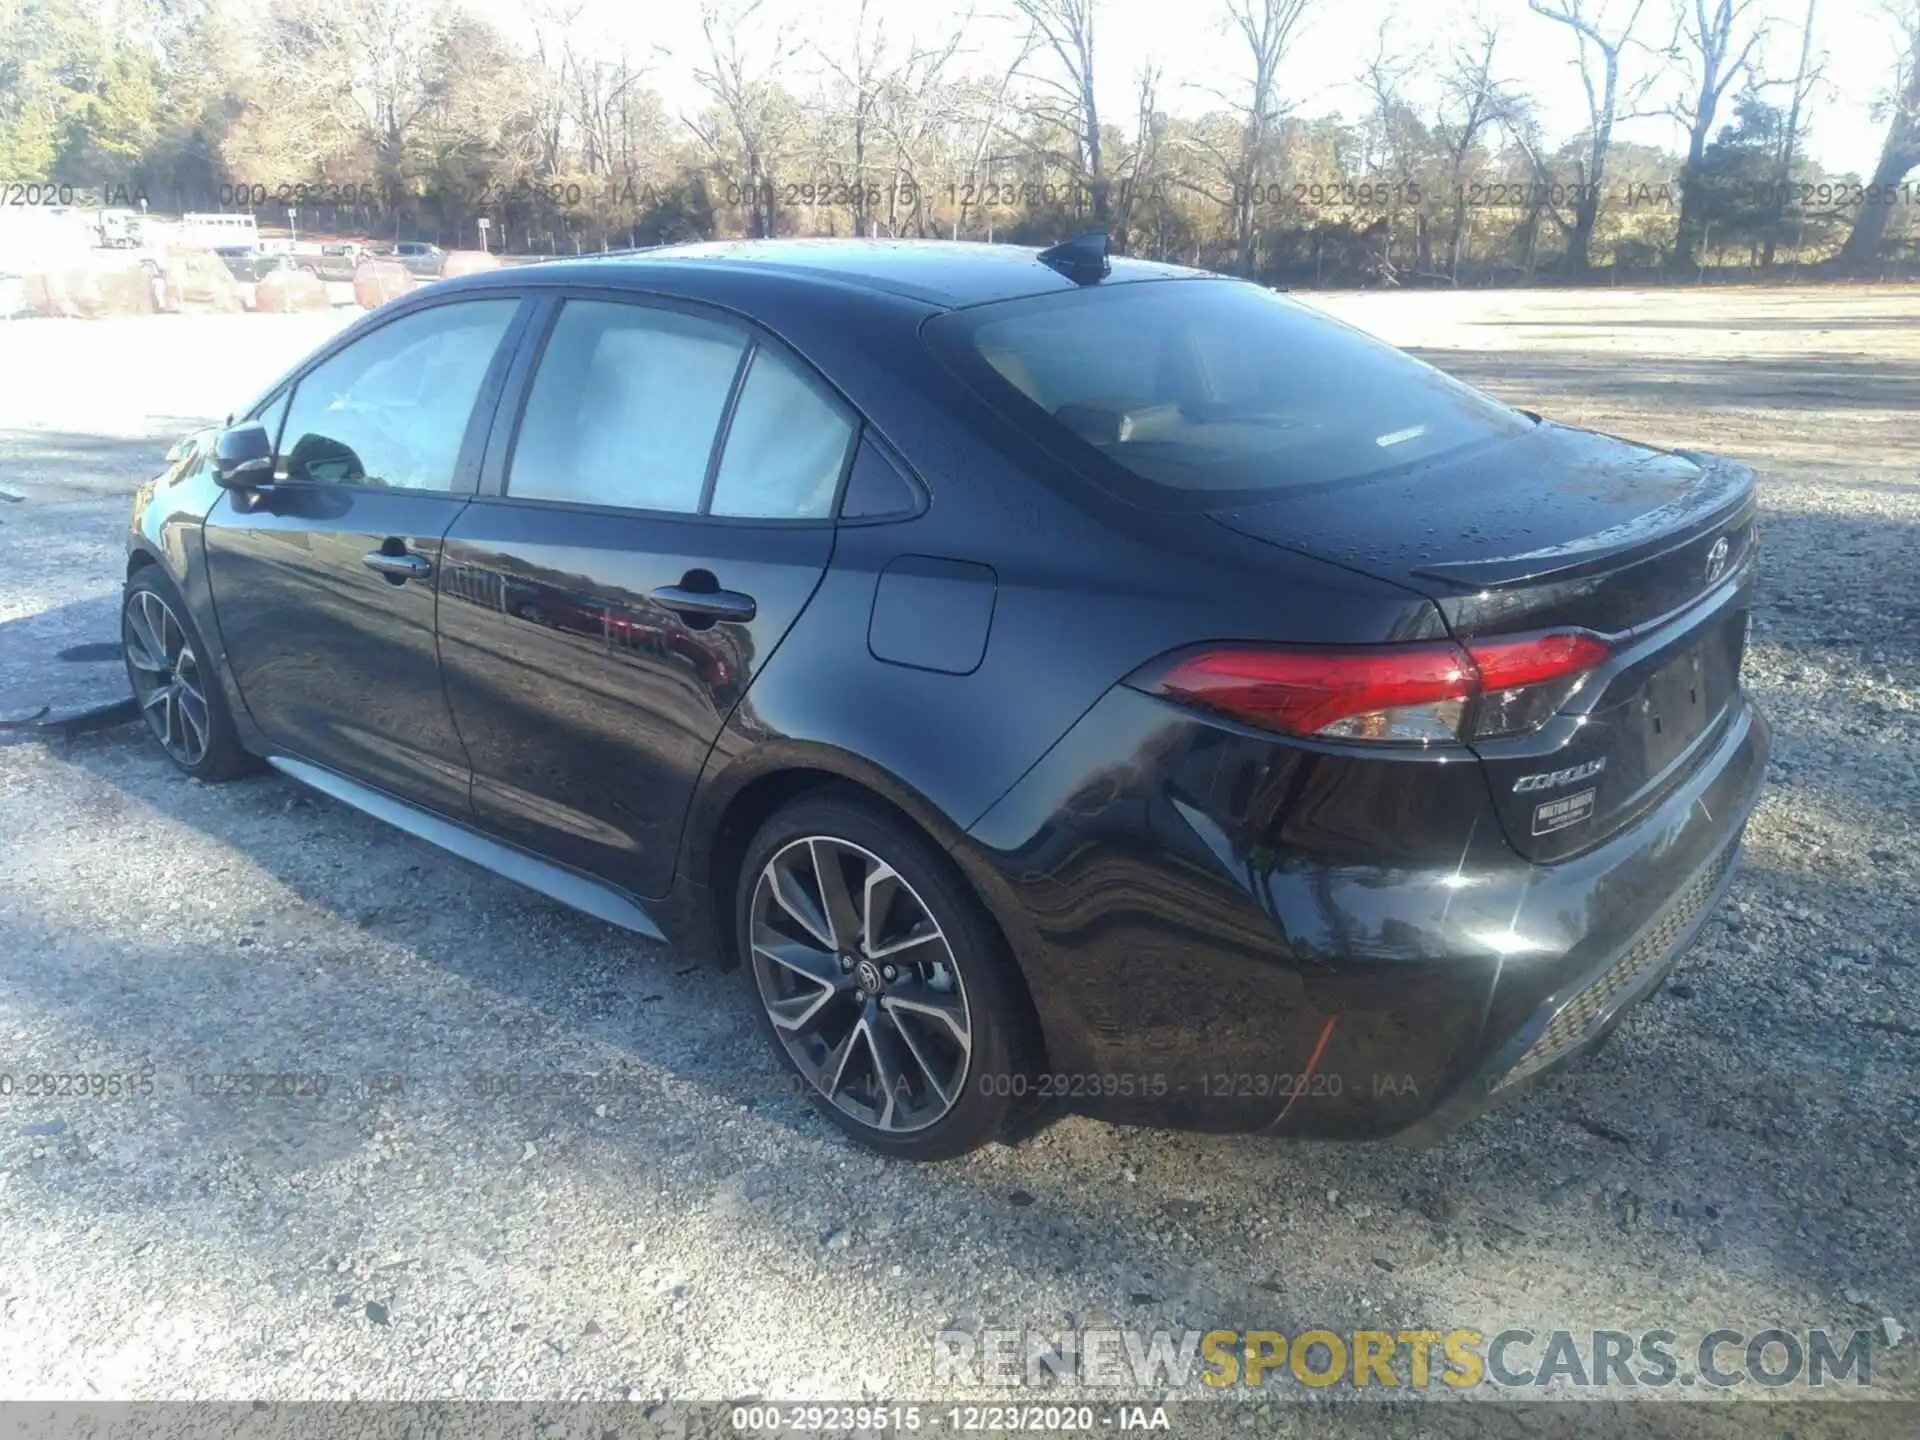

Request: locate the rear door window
(506, 297), (855, 521)
(708, 347), (855, 520)
(507, 300), (749, 513)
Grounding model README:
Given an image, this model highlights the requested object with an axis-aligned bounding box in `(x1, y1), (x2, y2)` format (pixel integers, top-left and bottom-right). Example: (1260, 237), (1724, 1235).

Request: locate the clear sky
(491, 0), (1903, 179)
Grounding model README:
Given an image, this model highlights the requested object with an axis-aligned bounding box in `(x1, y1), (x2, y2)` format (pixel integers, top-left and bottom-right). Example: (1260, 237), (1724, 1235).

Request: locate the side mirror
(212, 422), (275, 489)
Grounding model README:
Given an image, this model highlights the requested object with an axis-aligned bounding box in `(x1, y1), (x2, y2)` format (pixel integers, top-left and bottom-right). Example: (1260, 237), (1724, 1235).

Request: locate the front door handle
(363, 550), (432, 581)
(649, 585), (757, 623)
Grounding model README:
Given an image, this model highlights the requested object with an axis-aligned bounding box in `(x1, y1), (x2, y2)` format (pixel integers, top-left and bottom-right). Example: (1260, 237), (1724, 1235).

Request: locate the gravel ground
(0, 290), (1915, 1427)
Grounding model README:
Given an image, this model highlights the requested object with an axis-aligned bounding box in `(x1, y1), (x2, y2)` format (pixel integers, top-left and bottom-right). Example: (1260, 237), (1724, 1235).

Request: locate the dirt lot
(0, 287), (1915, 1428)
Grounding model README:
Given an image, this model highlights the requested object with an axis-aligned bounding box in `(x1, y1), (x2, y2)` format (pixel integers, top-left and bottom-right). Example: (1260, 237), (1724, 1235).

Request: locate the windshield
(925, 279), (1530, 506)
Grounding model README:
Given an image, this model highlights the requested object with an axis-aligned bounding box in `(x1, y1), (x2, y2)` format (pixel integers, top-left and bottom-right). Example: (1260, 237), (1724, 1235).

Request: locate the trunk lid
(1209, 422), (1758, 861)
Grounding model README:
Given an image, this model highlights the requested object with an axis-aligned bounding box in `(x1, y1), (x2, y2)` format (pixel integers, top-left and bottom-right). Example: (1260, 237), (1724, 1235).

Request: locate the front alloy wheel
(120, 569), (253, 781)
(750, 835), (972, 1133)
(123, 586), (212, 768)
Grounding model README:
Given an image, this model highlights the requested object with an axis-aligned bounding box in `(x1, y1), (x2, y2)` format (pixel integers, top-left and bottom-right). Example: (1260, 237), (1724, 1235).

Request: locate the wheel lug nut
(882, 965), (897, 982)
(839, 955), (852, 971)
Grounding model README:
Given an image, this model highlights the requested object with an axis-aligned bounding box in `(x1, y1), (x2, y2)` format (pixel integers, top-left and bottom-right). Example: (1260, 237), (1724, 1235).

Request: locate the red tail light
(1152, 644), (1476, 743)
(1148, 632), (1609, 745)
(1466, 632), (1611, 690)
(1464, 632), (1611, 739)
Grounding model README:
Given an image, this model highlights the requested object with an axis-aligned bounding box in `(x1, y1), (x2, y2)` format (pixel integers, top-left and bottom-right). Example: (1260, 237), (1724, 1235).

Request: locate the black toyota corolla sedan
(122, 236), (1767, 1159)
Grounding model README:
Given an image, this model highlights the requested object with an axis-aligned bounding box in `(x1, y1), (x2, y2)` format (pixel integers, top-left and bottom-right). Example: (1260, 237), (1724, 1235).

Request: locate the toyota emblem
(1704, 535), (1730, 585)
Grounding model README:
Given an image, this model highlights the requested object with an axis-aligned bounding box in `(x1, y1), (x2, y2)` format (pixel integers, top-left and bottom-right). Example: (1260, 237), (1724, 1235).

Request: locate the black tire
(121, 566), (256, 781)
(735, 792), (1035, 1161)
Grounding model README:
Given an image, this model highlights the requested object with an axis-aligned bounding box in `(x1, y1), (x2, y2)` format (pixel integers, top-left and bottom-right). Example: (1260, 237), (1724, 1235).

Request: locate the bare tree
(812, 0), (887, 235)
(1356, 22), (1427, 281)
(1219, 0), (1313, 275)
(1436, 20), (1507, 279)
(523, 0), (583, 173)
(1489, 90), (1572, 279)
(1173, 0), (1311, 274)
(257, 0), (445, 186)
(1014, 0), (1106, 221)
(1762, 0), (1821, 265)
(1669, 0), (1769, 268)
(576, 50), (658, 177)
(863, 19), (973, 236)
(687, 0), (798, 237)
(45, 0), (1915, 280)
(808, 4), (972, 238)
(1104, 60), (1166, 244)
(951, 23), (1034, 238)
(1837, 0), (1920, 264)
(1527, 0), (1656, 271)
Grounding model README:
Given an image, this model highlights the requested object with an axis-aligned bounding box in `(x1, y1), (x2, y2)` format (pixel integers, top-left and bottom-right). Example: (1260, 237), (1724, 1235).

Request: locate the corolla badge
(1514, 757), (1607, 793)
(1704, 535), (1730, 585)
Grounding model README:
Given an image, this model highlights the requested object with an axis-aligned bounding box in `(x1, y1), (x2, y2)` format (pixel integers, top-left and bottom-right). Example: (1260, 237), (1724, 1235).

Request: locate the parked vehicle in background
(96, 209), (145, 249)
(311, 243), (365, 282)
(180, 213), (261, 251)
(211, 247), (268, 282)
(212, 248), (314, 283)
(388, 241), (446, 278)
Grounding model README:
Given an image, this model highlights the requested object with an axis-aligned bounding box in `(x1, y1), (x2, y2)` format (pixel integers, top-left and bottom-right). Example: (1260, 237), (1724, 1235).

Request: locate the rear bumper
(1394, 809), (1746, 1146)
(1398, 692), (1768, 1142)
(958, 683), (1770, 1139)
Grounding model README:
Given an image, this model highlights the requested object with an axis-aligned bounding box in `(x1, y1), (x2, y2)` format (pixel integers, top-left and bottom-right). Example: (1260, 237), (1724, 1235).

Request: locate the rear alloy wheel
(121, 570), (254, 780)
(738, 796), (1031, 1159)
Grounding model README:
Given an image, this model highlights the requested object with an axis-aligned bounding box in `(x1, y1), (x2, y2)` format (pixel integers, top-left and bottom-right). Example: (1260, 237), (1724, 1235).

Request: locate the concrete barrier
(161, 250), (245, 314)
(252, 268), (331, 313)
(440, 249), (502, 278)
(22, 257), (157, 318)
(353, 259), (415, 309)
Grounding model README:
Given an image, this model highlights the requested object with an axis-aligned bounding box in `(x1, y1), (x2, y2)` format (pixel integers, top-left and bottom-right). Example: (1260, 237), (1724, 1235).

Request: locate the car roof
(487, 238), (1212, 309)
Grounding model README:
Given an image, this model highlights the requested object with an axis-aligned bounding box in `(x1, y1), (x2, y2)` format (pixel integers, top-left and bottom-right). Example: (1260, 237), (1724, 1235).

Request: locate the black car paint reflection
(433, 547), (756, 872)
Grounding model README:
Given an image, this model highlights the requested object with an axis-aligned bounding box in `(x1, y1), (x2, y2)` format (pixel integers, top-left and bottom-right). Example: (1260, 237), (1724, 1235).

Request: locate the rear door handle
(649, 585), (757, 623)
(363, 550), (432, 581)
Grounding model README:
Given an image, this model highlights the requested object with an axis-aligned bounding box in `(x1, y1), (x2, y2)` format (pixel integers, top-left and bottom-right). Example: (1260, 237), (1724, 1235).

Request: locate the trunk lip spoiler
(1408, 453), (1755, 591)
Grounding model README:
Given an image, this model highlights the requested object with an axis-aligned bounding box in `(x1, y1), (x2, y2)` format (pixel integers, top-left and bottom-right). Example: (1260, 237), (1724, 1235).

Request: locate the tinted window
(925, 280), (1529, 506)
(276, 300), (517, 489)
(508, 300), (748, 513)
(839, 438), (923, 520)
(708, 347), (853, 519)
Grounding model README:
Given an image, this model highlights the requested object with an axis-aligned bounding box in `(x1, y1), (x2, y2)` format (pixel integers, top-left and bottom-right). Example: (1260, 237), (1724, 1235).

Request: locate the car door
(435, 292), (852, 897)
(201, 295), (529, 816)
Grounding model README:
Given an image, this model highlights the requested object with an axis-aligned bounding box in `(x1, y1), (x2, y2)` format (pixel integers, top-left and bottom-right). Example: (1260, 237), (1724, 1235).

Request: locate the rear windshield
(924, 279), (1529, 506)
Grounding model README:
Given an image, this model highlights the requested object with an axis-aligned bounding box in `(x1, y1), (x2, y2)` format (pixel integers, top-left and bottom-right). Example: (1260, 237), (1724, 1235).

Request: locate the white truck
(95, 209), (145, 248)
(178, 213), (261, 250)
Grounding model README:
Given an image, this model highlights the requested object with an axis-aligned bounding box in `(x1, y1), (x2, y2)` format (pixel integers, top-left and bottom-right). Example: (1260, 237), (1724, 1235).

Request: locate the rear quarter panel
(673, 290), (1458, 1024)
